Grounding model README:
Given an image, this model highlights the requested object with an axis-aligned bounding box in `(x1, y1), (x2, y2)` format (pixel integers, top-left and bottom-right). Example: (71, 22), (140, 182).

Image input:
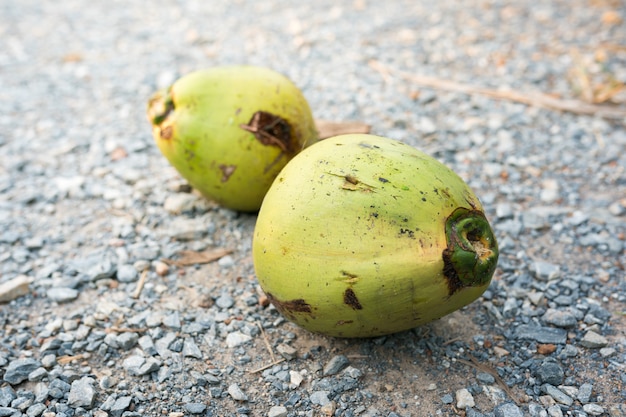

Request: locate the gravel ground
(1, 1), (625, 416)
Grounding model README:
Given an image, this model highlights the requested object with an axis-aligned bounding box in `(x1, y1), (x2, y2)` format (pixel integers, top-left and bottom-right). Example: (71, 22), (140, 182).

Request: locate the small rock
(343, 366), (363, 379)
(216, 294), (235, 309)
(184, 403), (207, 414)
(0, 386), (16, 407)
(182, 338), (203, 359)
(542, 308), (577, 328)
(577, 383), (593, 403)
(117, 332), (139, 350)
(47, 287), (79, 303)
(268, 406), (288, 417)
(531, 261), (561, 281)
(110, 396), (133, 417)
(0, 275), (31, 303)
(162, 311), (181, 329)
(476, 372), (495, 385)
(583, 404), (605, 416)
(600, 347), (616, 357)
(116, 264), (138, 283)
(276, 343), (297, 360)
(25, 403), (47, 417)
(4, 358), (42, 385)
(579, 331), (608, 348)
(226, 331), (252, 348)
(310, 391), (330, 406)
(455, 388), (475, 409)
(323, 355), (350, 376)
(441, 393), (454, 404)
(289, 370), (304, 387)
(217, 255), (235, 268)
(228, 383), (248, 401)
(547, 404), (563, 417)
(123, 355), (146, 375)
(515, 324), (567, 344)
(67, 377), (96, 409)
(535, 359), (564, 385)
(164, 193), (201, 214)
(494, 402), (523, 417)
(541, 384), (573, 406)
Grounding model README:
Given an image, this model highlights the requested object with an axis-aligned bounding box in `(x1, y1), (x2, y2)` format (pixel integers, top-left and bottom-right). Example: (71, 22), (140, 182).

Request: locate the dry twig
(132, 268), (149, 299)
(457, 356), (522, 405)
(161, 248), (233, 267)
(369, 60), (626, 121)
(248, 358), (286, 374)
(257, 321), (276, 363)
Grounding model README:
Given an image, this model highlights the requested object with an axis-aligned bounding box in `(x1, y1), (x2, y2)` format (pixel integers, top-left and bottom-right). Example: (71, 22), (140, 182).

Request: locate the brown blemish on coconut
(160, 125), (173, 140)
(218, 164), (236, 182)
(265, 292), (313, 321)
(240, 111), (294, 154)
(343, 288), (362, 310)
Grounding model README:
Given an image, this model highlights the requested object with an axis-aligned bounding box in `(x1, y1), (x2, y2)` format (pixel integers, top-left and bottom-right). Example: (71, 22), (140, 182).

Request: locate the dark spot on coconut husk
(343, 288), (362, 310)
(218, 164), (236, 182)
(265, 292), (313, 321)
(240, 111), (294, 154)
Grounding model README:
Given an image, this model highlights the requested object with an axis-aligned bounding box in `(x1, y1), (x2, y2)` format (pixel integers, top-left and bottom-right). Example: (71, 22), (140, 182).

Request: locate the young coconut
(147, 66), (318, 212)
(253, 134), (498, 338)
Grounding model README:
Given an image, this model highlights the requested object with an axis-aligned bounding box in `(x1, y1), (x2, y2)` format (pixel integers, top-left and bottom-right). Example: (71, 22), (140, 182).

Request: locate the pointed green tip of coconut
(443, 208), (499, 294)
(147, 88), (174, 126)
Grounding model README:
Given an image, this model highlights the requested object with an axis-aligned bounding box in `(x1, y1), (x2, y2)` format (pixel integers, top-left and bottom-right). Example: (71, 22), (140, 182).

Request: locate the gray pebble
(515, 324), (567, 344)
(25, 403), (46, 417)
(0, 408), (18, 417)
(226, 331), (252, 348)
(217, 255), (235, 268)
(268, 405), (288, 417)
(228, 383), (248, 401)
(579, 331), (608, 348)
(276, 343), (298, 360)
(547, 404), (563, 417)
(441, 394), (453, 404)
(67, 377), (96, 409)
(527, 403), (545, 417)
(494, 402), (523, 417)
(476, 372), (495, 385)
(455, 388), (475, 409)
(138, 335), (157, 356)
(309, 390), (330, 406)
(531, 261), (560, 281)
(116, 332), (139, 350)
(558, 344), (578, 359)
(583, 404), (604, 416)
(216, 293), (235, 309)
(541, 384), (573, 406)
(27, 367), (48, 382)
(535, 359), (564, 385)
(465, 408), (484, 417)
(599, 347), (616, 357)
(46, 287), (79, 303)
(110, 396), (133, 417)
(4, 358), (42, 385)
(0, 387), (16, 407)
(577, 383), (593, 403)
(116, 264), (138, 282)
(48, 378), (71, 399)
(100, 375), (116, 390)
(323, 354), (350, 376)
(184, 403), (207, 414)
(182, 338), (203, 359)
(162, 311), (181, 329)
(542, 308), (577, 328)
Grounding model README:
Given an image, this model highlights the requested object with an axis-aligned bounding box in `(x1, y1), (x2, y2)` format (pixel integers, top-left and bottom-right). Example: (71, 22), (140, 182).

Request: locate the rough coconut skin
(147, 66), (319, 212)
(253, 134), (498, 338)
